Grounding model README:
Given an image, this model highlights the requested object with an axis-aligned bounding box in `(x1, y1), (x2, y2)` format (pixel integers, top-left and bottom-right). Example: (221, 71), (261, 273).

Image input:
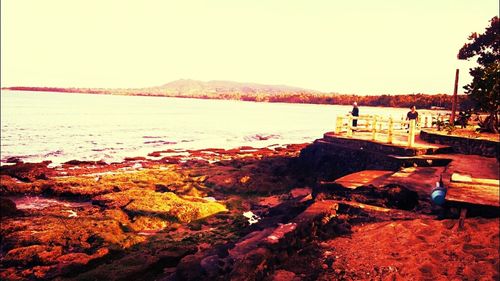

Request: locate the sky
(1, 0), (498, 95)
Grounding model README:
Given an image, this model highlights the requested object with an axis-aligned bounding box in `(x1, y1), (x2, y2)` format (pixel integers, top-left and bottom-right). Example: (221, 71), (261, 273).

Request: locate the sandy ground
(316, 218), (499, 281)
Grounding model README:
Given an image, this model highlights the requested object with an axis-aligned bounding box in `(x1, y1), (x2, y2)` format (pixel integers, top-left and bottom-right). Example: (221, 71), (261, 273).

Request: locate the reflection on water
(8, 195), (91, 210)
(1, 90), (412, 165)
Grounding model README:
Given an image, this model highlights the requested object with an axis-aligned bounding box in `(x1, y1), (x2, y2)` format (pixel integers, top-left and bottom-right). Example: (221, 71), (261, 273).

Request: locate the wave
(243, 134), (281, 142)
(143, 140), (177, 145)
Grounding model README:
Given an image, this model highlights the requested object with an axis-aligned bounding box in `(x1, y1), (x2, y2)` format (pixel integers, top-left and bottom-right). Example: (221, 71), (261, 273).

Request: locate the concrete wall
(298, 139), (404, 182)
(420, 130), (499, 159)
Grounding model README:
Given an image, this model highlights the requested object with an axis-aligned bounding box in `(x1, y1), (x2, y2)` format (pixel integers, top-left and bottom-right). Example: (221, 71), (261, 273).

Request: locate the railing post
(335, 116), (342, 134)
(408, 119), (416, 147)
(371, 115), (377, 141)
(387, 117), (393, 144)
(347, 116), (353, 137)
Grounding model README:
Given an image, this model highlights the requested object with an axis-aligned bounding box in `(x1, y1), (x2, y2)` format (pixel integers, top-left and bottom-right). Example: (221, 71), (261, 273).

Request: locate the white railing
(334, 114), (424, 147)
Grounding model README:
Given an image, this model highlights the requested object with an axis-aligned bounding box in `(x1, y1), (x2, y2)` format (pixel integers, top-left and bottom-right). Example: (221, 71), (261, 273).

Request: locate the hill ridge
(158, 79), (320, 94)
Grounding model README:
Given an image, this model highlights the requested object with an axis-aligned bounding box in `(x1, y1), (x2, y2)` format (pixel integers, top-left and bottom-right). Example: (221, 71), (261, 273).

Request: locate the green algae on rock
(93, 189), (227, 223)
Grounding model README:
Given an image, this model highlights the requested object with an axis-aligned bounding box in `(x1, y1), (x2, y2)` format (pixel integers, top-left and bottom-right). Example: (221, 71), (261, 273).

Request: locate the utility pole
(450, 69), (459, 126)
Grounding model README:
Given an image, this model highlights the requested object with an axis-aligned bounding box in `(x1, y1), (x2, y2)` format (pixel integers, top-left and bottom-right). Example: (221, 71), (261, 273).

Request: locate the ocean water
(1, 90), (411, 165)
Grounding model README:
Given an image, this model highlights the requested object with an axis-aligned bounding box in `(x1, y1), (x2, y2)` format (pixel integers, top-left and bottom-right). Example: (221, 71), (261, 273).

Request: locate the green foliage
(476, 114), (499, 133)
(444, 124), (456, 135)
(457, 110), (472, 128)
(432, 114), (449, 131)
(431, 114), (456, 134)
(458, 16), (500, 133)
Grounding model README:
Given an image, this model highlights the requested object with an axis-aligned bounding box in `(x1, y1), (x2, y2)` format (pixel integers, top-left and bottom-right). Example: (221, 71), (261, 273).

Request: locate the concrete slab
(334, 170), (394, 189)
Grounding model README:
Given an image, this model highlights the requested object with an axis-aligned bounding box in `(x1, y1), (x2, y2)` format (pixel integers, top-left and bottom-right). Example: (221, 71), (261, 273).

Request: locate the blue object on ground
(431, 187), (447, 205)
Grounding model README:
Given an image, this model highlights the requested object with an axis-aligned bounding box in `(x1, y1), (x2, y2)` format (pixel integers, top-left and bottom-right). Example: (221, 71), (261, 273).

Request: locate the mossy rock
(94, 189), (227, 223)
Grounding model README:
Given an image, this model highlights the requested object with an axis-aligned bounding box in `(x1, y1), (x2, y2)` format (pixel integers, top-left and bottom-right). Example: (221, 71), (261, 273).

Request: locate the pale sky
(1, 0), (498, 95)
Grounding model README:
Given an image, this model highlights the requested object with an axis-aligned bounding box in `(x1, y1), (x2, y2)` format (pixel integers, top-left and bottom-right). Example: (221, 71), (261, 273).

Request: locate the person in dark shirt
(457, 111), (470, 128)
(350, 102), (359, 127)
(406, 106), (419, 128)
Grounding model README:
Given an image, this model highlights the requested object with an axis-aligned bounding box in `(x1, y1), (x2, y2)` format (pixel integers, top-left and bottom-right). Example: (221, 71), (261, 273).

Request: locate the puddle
(136, 230), (161, 236)
(7, 195), (91, 210)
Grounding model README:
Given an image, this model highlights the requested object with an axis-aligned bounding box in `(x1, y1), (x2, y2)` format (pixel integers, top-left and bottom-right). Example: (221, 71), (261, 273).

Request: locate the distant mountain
(157, 79), (320, 95)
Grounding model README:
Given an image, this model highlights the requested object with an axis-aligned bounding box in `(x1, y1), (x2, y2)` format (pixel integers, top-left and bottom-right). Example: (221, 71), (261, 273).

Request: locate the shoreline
(0, 142), (307, 168)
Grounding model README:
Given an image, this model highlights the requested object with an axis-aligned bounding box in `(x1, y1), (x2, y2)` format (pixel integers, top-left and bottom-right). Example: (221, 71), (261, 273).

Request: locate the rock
(229, 247), (272, 280)
(159, 156), (180, 164)
(0, 175), (38, 194)
(56, 252), (93, 264)
(124, 157), (147, 161)
(175, 254), (205, 281)
(290, 187), (312, 199)
(37, 246), (64, 264)
(69, 244), (197, 281)
(63, 160), (107, 166)
(25, 265), (59, 280)
(3, 245), (50, 266)
(264, 223), (297, 245)
(199, 255), (222, 278)
(0, 161), (53, 182)
(384, 184), (419, 210)
(93, 189), (227, 223)
(0, 197), (20, 217)
(130, 215), (169, 232)
(155, 184), (176, 193)
(5, 157), (23, 163)
(0, 268), (19, 280)
(45, 167), (192, 197)
(244, 134), (280, 141)
(268, 270), (299, 281)
(205, 174), (237, 190)
(56, 248), (109, 276)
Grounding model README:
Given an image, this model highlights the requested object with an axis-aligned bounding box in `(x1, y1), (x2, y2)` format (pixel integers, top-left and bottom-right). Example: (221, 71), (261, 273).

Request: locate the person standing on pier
(350, 102), (359, 128)
(406, 106), (419, 123)
(406, 106), (419, 130)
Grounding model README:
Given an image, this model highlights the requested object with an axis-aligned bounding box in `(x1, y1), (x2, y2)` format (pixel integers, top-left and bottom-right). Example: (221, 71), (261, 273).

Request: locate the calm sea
(1, 90), (411, 165)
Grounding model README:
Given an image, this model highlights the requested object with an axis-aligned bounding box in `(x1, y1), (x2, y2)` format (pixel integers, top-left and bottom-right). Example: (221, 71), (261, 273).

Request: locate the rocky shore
(1, 143), (498, 280)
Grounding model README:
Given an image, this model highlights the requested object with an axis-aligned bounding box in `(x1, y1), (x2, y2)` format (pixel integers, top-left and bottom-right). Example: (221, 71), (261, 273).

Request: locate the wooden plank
(446, 181), (500, 207)
(451, 173), (499, 186)
(451, 173), (472, 183)
(471, 178), (500, 186)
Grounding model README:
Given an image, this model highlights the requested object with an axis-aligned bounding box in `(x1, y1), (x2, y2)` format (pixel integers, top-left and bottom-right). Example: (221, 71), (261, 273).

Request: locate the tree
(458, 16), (500, 133)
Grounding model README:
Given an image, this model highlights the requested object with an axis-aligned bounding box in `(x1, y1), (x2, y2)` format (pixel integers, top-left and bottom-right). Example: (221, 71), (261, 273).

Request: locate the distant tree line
(239, 92), (470, 110)
(3, 86), (469, 110)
